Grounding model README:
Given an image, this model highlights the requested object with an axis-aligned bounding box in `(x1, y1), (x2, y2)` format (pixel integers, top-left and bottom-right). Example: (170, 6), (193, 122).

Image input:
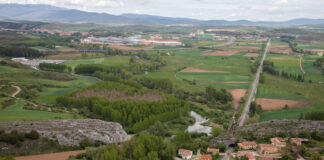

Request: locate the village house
(199, 154), (212, 160)
(236, 152), (256, 160)
(257, 144), (278, 154)
(238, 141), (258, 150)
(290, 138), (302, 146)
(207, 148), (219, 155)
(270, 137), (286, 148)
(178, 149), (193, 160)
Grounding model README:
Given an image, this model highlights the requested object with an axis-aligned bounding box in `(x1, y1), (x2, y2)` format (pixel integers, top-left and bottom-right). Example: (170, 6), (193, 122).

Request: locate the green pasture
(33, 74), (99, 105)
(256, 84), (308, 100)
(63, 56), (130, 69)
(0, 66), (14, 73)
(269, 59), (303, 75)
(0, 99), (75, 121)
(259, 74), (324, 121)
(177, 72), (251, 82)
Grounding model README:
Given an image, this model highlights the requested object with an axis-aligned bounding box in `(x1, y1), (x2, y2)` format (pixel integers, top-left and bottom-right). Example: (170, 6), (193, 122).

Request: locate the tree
(249, 102), (257, 117)
(147, 121), (167, 137)
(212, 126), (224, 137)
(299, 113), (304, 120)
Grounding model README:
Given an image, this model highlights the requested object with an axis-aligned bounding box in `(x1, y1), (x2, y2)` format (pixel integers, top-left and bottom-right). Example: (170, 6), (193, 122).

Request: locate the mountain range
(1, 4), (324, 26)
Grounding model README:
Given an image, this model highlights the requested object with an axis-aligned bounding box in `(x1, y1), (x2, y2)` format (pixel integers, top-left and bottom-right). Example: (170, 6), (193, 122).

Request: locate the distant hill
(1, 4), (324, 26)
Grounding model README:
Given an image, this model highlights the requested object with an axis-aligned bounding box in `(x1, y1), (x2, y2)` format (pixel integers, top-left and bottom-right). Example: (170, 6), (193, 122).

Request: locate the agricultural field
(62, 56), (130, 69)
(0, 99), (75, 121)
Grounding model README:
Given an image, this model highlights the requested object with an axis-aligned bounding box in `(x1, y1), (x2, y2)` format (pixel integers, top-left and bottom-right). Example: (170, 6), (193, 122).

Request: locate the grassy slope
(0, 99), (74, 121)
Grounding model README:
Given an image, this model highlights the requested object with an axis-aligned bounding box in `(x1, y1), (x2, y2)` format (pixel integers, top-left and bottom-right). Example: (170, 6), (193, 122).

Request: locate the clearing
(181, 67), (229, 73)
(227, 89), (247, 110)
(256, 98), (311, 111)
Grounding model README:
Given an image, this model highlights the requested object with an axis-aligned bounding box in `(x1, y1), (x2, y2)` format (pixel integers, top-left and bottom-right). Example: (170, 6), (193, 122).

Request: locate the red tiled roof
(200, 154), (212, 160)
(207, 148), (219, 153)
(259, 144), (276, 148)
(178, 149), (192, 156)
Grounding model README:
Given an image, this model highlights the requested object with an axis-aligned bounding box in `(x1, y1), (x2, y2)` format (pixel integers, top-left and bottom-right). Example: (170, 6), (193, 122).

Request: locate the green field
(257, 84), (308, 100)
(177, 72), (251, 82)
(259, 74), (324, 121)
(63, 56), (130, 69)
(33, 74), (99, 105)
(0, 99), (75, 121)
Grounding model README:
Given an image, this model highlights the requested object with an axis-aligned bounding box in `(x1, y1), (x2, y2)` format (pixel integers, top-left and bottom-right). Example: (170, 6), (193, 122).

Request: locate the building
(270, 137), (286, 148)
(290, 138), (302, 146)
(257, 144), (278, 154)
(236, 152), (256, 160)
(238, 141), (258, 150)
(207, 148), (219, 155)
(178, 149), (193, 160)
(200, 154), (212, 160)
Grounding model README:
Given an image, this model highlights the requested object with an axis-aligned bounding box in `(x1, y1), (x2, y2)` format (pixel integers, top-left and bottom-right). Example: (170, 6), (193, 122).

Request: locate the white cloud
(1, 0), (324, 21)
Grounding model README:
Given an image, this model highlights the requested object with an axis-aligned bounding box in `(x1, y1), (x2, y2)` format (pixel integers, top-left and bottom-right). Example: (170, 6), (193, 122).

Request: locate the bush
(212, 126), (224, 137)
(25, 130), (40, 140)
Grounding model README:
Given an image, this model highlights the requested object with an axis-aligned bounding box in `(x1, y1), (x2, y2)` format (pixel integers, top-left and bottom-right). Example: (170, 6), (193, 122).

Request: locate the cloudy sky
(1, 0), (324, 21)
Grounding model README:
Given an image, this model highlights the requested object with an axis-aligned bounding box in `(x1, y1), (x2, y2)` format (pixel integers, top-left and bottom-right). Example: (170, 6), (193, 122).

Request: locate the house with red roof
(238, 141), (258, 150)
(200, 154), (212, 160)
(270, 137), (286, 148)
(207, 147), (219, 155)
(178, 149), (193, 160)
(257, 144), (278, 154)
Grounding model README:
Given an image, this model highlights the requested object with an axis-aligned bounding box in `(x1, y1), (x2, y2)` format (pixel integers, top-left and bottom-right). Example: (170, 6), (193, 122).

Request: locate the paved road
(222, 39), (271, 160)
(238, 39), (271, 127)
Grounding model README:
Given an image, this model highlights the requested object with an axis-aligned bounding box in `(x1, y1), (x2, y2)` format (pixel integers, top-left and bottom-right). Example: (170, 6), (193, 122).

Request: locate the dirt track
(227, 89), (247, 110)
(199, 81), (249, 84)
(256, 98), (311, 111)
(181, 67), (229, 73)
(15, 150), (85, 160)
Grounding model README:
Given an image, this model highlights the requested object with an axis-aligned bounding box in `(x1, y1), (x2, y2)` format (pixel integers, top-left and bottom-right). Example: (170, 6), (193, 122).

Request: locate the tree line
(0, 47), (44, 58)
(56, 81), (189, 133)
(281, 39), (313, 55)
(39, 63), (70, 72)
(313, 56), (324, 75)
(263, 61), (305, 82)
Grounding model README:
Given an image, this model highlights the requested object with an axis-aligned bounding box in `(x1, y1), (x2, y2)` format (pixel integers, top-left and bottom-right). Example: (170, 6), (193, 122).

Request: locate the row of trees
(313, 56), (324, 75)
(0, 47), (44, 58)
(281, 39), (313, 55)
(74, 133), (175, 160)
(263, 61), (305, 82)
(39, 63), (70, 72)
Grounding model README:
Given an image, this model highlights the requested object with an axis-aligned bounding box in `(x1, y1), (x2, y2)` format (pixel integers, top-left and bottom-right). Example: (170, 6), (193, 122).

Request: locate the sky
(1, 0), (324, 21)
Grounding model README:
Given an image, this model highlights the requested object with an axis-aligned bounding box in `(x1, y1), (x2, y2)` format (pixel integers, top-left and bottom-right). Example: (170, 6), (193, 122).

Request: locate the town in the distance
(0, 2), (323, 160)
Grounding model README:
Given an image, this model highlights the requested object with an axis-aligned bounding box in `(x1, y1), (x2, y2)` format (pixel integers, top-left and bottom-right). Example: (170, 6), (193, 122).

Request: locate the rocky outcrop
(0, 119), (130, 146)
(212, 120), (324, 146)
(233, 120), (324, 138)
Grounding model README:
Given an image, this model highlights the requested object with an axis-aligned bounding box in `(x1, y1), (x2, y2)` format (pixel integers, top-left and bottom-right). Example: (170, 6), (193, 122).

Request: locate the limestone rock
(0, 119), (130, 146)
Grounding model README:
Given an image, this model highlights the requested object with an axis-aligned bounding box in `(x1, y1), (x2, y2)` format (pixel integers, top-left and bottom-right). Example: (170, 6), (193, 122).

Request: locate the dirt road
(15, 150), (85, 160)
(299, 55), (306, 74)
(11, 85), (21, 98)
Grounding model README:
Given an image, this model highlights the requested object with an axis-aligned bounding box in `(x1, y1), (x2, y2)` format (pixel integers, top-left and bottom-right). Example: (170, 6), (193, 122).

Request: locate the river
(187, 111), (212, 135)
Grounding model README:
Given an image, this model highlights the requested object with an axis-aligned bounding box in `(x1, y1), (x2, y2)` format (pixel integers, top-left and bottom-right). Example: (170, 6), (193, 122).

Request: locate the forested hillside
(56, 81), (189, 133)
